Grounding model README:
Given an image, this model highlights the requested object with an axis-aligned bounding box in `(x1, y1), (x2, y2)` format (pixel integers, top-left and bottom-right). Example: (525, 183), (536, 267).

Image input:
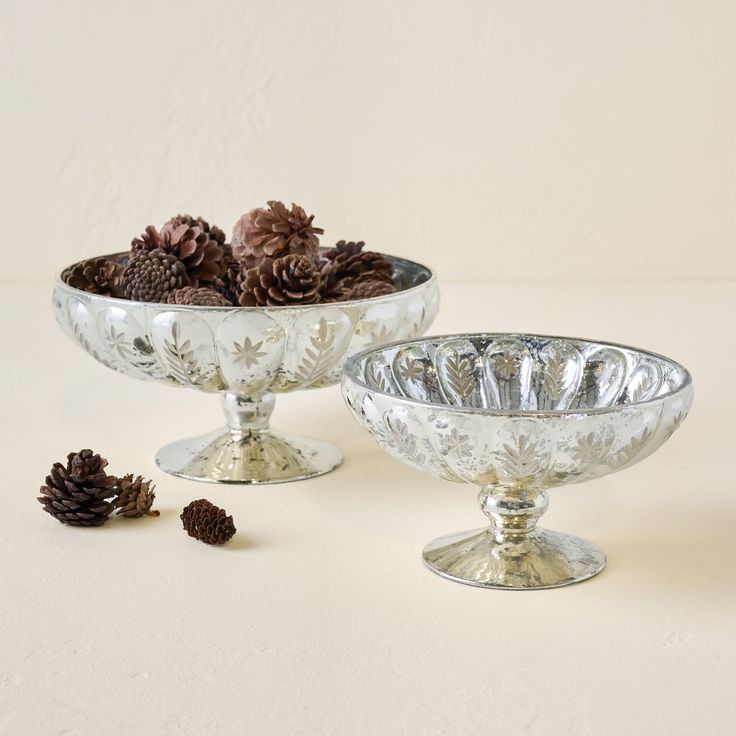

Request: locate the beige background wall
(3, 0), (735, 283)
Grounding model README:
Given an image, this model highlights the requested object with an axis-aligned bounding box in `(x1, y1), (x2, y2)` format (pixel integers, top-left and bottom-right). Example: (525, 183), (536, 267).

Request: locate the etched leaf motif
(163, 322), (201, 385)
(663, 411), (686, 440)
(444, 353), (475, 399)
(495, 435), (546, 481)
(232, 337), (267, 369)
(367, 323), (393, 347)
(294, 319), (335, 385)
(609, 428), (653, 470)
(365, 360), (391, 393)
(385, 415), (425, 465)
(410, 305), (427, 336)
(542, 351), (566, 400)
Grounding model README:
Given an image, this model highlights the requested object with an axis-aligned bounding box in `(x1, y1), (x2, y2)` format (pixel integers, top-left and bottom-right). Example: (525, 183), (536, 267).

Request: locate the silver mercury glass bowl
(52, 251), (438, 484)
(342, 333), (692, 590)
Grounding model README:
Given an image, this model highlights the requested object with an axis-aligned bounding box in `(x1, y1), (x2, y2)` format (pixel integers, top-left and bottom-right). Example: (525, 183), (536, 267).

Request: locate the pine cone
(319, 241), (393, 301)
(123, 248), (190, 302)
(114, 474), (159, 518)
(212, 244), (244, 304)
(347, 279), (398, 300)
(181, 499), (236, 545)
(167, 286), (233, 306)
(38, 449), (118, 527)
(163, 214), (226, 247)
(65, 258), (125, 297)
(239, 254), (321, 307)
(232, 201), (323, 262)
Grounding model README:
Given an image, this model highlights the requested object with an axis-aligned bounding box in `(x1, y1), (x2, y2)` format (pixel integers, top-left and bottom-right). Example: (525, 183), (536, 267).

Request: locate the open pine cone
(114, 474), (159, 518)
(167, 286), (233, 306)
(38, 450), (118, 527)
(319, 240), (393, 301)
(231, 201), (323, 263)
(65, 257), (125, 297)
(123, 248), (190, 302)
(239, 254), (321, 307)
(181, 499), (236, 545)
(132, 219), (226, 287)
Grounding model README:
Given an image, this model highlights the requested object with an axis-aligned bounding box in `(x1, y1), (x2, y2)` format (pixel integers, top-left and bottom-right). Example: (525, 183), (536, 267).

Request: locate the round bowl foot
(155, 427), (343, 484)
(422, 527), (606, 590)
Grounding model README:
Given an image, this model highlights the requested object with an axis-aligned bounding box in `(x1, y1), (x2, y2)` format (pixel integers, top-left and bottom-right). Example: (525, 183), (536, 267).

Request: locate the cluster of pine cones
(37, 449), (159, 527)
(64, 202), (397, 307)
(38, 450), (236, 545)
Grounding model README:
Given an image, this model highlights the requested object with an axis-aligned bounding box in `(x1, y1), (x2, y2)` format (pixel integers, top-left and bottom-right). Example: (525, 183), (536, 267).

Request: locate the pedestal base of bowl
(422, 527), (606, 590)
(155, 427), (343, 484)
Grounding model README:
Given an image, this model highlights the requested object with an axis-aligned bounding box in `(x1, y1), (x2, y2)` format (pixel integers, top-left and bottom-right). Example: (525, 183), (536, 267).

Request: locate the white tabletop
(2, 279), (733, 735)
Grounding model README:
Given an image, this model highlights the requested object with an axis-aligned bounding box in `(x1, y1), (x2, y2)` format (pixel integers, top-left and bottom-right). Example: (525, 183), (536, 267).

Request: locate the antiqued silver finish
(53, 251), (438, 483)
(342, 333), (693, 589)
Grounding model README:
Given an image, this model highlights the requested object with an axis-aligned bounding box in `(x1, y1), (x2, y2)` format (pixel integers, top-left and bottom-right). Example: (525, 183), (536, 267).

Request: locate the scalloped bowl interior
(349, 333), (689, 413)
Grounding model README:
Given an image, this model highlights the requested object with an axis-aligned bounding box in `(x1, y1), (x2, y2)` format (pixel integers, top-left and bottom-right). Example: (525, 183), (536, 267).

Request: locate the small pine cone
(212, 244), (244, 304)
(239, 254), (321, 307)
(123, 248), (190, 302)
(319, 240), (393, 300)
(167, 286), (233, 306)
(181, 499), (236, 545)
(38, 449), (118, 527)
(114, 474), (159, 518)
(347, 279), (398, 300)
(65, 258), (125, 297)
(231, 201), (323, 263)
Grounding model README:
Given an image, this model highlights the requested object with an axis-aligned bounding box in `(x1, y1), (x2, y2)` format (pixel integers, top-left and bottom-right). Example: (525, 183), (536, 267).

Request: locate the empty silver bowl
(342, 333), (692, 589)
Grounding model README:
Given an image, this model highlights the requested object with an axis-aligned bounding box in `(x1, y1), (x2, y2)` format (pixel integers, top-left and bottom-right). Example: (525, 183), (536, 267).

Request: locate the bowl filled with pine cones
(53, 202), (438, 484)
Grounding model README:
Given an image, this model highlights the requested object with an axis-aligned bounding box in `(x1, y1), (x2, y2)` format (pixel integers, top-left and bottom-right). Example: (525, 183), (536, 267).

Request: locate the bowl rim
(54, 250), (438, 311)
(342, 331), (693, 418)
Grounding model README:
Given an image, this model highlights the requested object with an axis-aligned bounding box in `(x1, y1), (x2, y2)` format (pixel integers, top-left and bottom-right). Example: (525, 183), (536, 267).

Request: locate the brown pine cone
(239, 254), (320, 307)
(181, 499), (236, 545)
(38, 449), (118, 527)
(347, 279), (398, 300)
(319, 240), (393, 301)
(163, 214), (226, 247)
(212, 244), (245, 304)
(167, 286), (233, 306)
(131, 220), (226, 286)
(65, 258), (125, 297)
(114, 474), (159, 518)
(123, 248), (189, 302)
(231, 201), (323, 263)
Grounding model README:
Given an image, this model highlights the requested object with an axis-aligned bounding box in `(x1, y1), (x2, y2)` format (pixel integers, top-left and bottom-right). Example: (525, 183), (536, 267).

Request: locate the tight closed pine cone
(347, 279), (397, 300)
(231, 201), (323, 263)
(319, 240), (393, 301)
(123, 248), (189, 302)
(114, 474), (159, 518)
(65, 257), (125, 297)
(239, 254), (321, 307)
(38, 449), (118, 526)
(167, 286), (233, 306)
(181, 499), (236, 545)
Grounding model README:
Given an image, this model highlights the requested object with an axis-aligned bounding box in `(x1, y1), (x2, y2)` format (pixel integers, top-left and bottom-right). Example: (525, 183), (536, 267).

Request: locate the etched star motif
(398, 357), (424, 382)
(233, 337), (267, 368)
(493, 350), (518, 380)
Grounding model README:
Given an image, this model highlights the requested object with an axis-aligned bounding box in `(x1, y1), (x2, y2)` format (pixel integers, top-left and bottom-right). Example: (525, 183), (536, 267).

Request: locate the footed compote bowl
(53, 251), (437, 484)
(342, 333), (692, 589)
